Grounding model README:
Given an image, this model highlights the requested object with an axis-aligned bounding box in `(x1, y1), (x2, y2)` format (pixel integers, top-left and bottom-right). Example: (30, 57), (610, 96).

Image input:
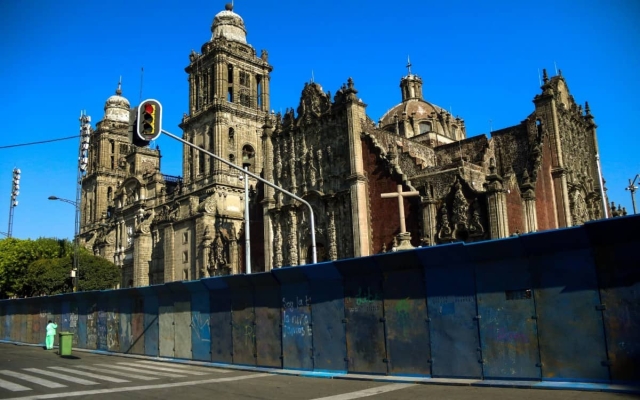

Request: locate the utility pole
(625, 174), (639, 214)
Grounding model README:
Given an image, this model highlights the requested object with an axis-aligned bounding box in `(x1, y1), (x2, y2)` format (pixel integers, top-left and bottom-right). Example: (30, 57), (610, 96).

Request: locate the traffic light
(136, 99), (162, 142)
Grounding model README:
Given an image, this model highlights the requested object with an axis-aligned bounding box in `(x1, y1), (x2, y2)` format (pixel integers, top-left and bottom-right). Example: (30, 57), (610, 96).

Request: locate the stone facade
(79, 5), (608, 288)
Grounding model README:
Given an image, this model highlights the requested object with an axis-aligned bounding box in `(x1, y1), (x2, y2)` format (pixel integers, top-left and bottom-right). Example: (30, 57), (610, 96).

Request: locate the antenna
(139, 67), (144, 102)
(538, 69), (542, 86)
(311, 70), (314, 83)
(118, 76), (122, 92)
(554, 61), (558, 75)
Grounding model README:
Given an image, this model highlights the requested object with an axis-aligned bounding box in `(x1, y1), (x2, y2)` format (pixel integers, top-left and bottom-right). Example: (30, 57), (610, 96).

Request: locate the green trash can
(58, 332), (74, 356)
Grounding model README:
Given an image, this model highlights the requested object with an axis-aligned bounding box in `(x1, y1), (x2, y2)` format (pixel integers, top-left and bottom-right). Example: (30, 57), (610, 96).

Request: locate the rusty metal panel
(377, 251), (431, 377)
(586, 217), (640, 384)
(523, 228), (609, 383)
(273, 266), (313, 371)
(118, 289), (133, 353)
(85, 293), (99, 350)
(106, 293), (120, 352)
(249, 272), (282, 368)
(167, 282), (192, 360)
(337, 258), (388, 375)
(76, 292), (93, 349)
(468, 238), (541, 380)
(154, 285), (174, 358)
(6, 303), (15, 342)
(303, 262), (347, 373)
(24, 300), (34, 344)
(37, 300), (50, 347)
(419, 243), (482, 379)
(185, 281), (211, 362)
(129, 291), (145, 355)
(97, 293), (108, 351)
(224, 275), (256, 366)
(202, 277), (232, 364)
(137, 286), (159, 357)
(18, 301), (27, 343)
(11, 302), (20, 342)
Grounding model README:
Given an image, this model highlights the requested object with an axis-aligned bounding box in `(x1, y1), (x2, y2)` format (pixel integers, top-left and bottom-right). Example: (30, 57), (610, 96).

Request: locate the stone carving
(438, 203), (452, 240)
(468, 201), (485, 235)
(451, 180), (468, 227)
(211, 233), (227, 268)
(199, 194), (219, 214)
(273, 215), (283, 268)
(570, 190), (590, 226)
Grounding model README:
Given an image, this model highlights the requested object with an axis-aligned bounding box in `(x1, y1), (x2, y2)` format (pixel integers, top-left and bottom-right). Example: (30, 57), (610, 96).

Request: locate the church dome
(103, 86), (130, 123)
(211, 3), (247, 44)
(379, 98), (445, 128)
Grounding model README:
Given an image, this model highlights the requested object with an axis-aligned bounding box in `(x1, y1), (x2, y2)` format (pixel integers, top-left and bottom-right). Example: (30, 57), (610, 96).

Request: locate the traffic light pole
(160, 129), (318, 266)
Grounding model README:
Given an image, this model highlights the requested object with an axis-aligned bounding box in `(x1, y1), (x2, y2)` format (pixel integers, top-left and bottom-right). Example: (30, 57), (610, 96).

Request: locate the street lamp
(241, 152), (252, 274)
(49, 195), (80, 292)
(625, 174), (639, 215)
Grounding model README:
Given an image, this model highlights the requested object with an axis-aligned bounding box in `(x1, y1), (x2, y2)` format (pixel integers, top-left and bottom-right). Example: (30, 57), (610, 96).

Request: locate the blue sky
(1, 0), (638, 240)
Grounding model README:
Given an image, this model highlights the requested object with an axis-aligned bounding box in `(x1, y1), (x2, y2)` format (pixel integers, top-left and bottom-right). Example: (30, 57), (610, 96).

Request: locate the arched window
(241, 145), (256, 172)
(419, 122), (432, 135)
(107, 187), (113, 202)
(228, 128), (235, 144)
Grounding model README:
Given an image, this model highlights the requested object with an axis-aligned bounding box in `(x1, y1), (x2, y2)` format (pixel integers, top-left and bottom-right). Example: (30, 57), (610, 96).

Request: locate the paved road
(0, 344), (635, 400)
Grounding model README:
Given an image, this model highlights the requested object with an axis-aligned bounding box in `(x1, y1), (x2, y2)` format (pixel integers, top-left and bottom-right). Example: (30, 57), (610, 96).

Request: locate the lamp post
(625, 174), (639, 215)
(49, 196), (80, 292)
(241, 153), (252, 274)
(6, 168), (20, 238)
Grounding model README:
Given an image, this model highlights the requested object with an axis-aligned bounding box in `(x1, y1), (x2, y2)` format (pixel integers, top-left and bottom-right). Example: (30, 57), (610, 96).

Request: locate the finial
(542, 69), (549, 84)
(406, 55), (412, 75)
(225, 2), (233, 11)
(116, 76), (122, 96)
(347, 77), (354, 89)
(558, 69), (562, 77)
(585, 101), (591, 115)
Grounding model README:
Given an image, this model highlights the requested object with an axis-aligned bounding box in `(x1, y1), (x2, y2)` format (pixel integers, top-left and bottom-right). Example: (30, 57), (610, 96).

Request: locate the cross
(381, 184), (420, 234)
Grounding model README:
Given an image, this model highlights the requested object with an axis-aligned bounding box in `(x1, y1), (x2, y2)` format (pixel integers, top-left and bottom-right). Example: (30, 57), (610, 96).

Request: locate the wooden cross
(381, 184), (420, 234)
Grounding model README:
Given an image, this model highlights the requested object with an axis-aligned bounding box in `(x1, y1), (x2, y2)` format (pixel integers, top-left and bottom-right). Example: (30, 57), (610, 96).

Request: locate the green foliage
(0, 237), (117, 298)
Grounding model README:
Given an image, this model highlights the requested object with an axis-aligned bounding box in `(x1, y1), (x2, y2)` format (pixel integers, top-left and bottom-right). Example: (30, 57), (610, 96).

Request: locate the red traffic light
(136, 99), (163, 143)
(144, 103), (154, 114)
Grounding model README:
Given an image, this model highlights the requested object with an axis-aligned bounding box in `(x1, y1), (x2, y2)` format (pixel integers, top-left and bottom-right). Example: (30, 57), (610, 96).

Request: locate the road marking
(4, 372), (269, 399)
(46, 367), (129, 383)
(22, 369), (98, 386)
(0, 377), (31, 392)
(309, 383), (416, 400)
(94, 364), (186, 378)
(72, 365), (159, 381)
(135, 360), (228, 373)
(0, 371), (66, 389)
(115, 362), (209, 375)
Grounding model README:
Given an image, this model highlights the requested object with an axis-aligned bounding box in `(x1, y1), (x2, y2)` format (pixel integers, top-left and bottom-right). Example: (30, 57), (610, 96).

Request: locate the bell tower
(180, 3), (273, 187)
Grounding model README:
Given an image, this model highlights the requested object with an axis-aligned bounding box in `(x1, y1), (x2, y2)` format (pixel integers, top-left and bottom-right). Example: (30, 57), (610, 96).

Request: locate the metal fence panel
(50, 297), (61, 347)
(61, 298), (71, 333)
(18, 301), (27, 343)
(6, 303), (14, 342)
(137, 287), (159, 357)
(202, 277), (232, 364)
(154, 285), (174, 358)
(167, 282), (191, 360)
(0, 302), (5, 341)
(97, 293), (108, 351)
(469, 238), (541, 380)
(377, 251), (431, 376)
(420, 243), (482, 379)
(25, 300), (34, 344)
(225, 275), (256, 366)
(303, 262), (347, 373)
(250, 273), (282, 368)
(85, 293), (99, 350)
(118, 289), (134, 353)
(586, 217), (640, 384)
(523, 229), (609, 383)
(130, 291), (145, 355)
(68, 295), (79, 347)
(337, 258), (387, 375)
(273, 267), (313, 371)
(185, 281), (211, 362)
(106, 293), (120, 352)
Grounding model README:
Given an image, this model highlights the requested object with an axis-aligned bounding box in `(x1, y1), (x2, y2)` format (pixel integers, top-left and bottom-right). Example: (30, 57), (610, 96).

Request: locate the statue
(212, 234), (226, 266)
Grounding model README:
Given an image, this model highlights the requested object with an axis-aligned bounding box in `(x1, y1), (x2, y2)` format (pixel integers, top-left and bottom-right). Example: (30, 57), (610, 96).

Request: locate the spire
(406, 55), (412, 75)
(585, 101), (591, 115)
(116, 76), (122, 96)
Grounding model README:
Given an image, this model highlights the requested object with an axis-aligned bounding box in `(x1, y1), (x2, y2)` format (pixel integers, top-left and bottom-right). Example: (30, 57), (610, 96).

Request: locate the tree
(0, 238), (70, 298)
(76, 251), (120, 292)
(23, 258), (73, 297)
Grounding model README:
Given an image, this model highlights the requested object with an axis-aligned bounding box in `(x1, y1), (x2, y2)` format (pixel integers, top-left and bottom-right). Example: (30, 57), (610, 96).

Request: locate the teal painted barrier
(0, 214), (639, 386)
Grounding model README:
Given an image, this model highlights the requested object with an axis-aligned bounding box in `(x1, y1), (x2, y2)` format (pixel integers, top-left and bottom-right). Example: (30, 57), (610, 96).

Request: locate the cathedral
(79, 4), (607, 288)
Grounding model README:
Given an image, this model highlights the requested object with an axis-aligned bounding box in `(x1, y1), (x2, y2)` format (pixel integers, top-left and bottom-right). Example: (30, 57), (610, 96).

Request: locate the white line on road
(309, 383), (416, 400)
(72, 365), (159, 381)
(94, 364), (186, 378)
(0, 371), (66, 389)
(46, 367), (129, 383)
(134, 360), (229, 373)
(0, 377), (31, 392)
(3, 372), (269, 400)
(115, 362), (209, 375)
(22, 369), (98, 385)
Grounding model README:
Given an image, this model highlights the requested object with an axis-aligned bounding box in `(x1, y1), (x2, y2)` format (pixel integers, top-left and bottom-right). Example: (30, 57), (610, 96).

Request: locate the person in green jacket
(45, 320), (58, 350)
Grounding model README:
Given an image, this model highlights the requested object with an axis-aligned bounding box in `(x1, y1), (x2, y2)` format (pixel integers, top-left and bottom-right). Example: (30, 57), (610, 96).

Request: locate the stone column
(420, 196), (438, 246)
(261, 117), (275, 270)
(521, 175), (538, 233)
(344, 78), (371, 257)
(133, 230), (151, 287)
(483, 161), (509, 239)
(163, 224), (175, 283)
